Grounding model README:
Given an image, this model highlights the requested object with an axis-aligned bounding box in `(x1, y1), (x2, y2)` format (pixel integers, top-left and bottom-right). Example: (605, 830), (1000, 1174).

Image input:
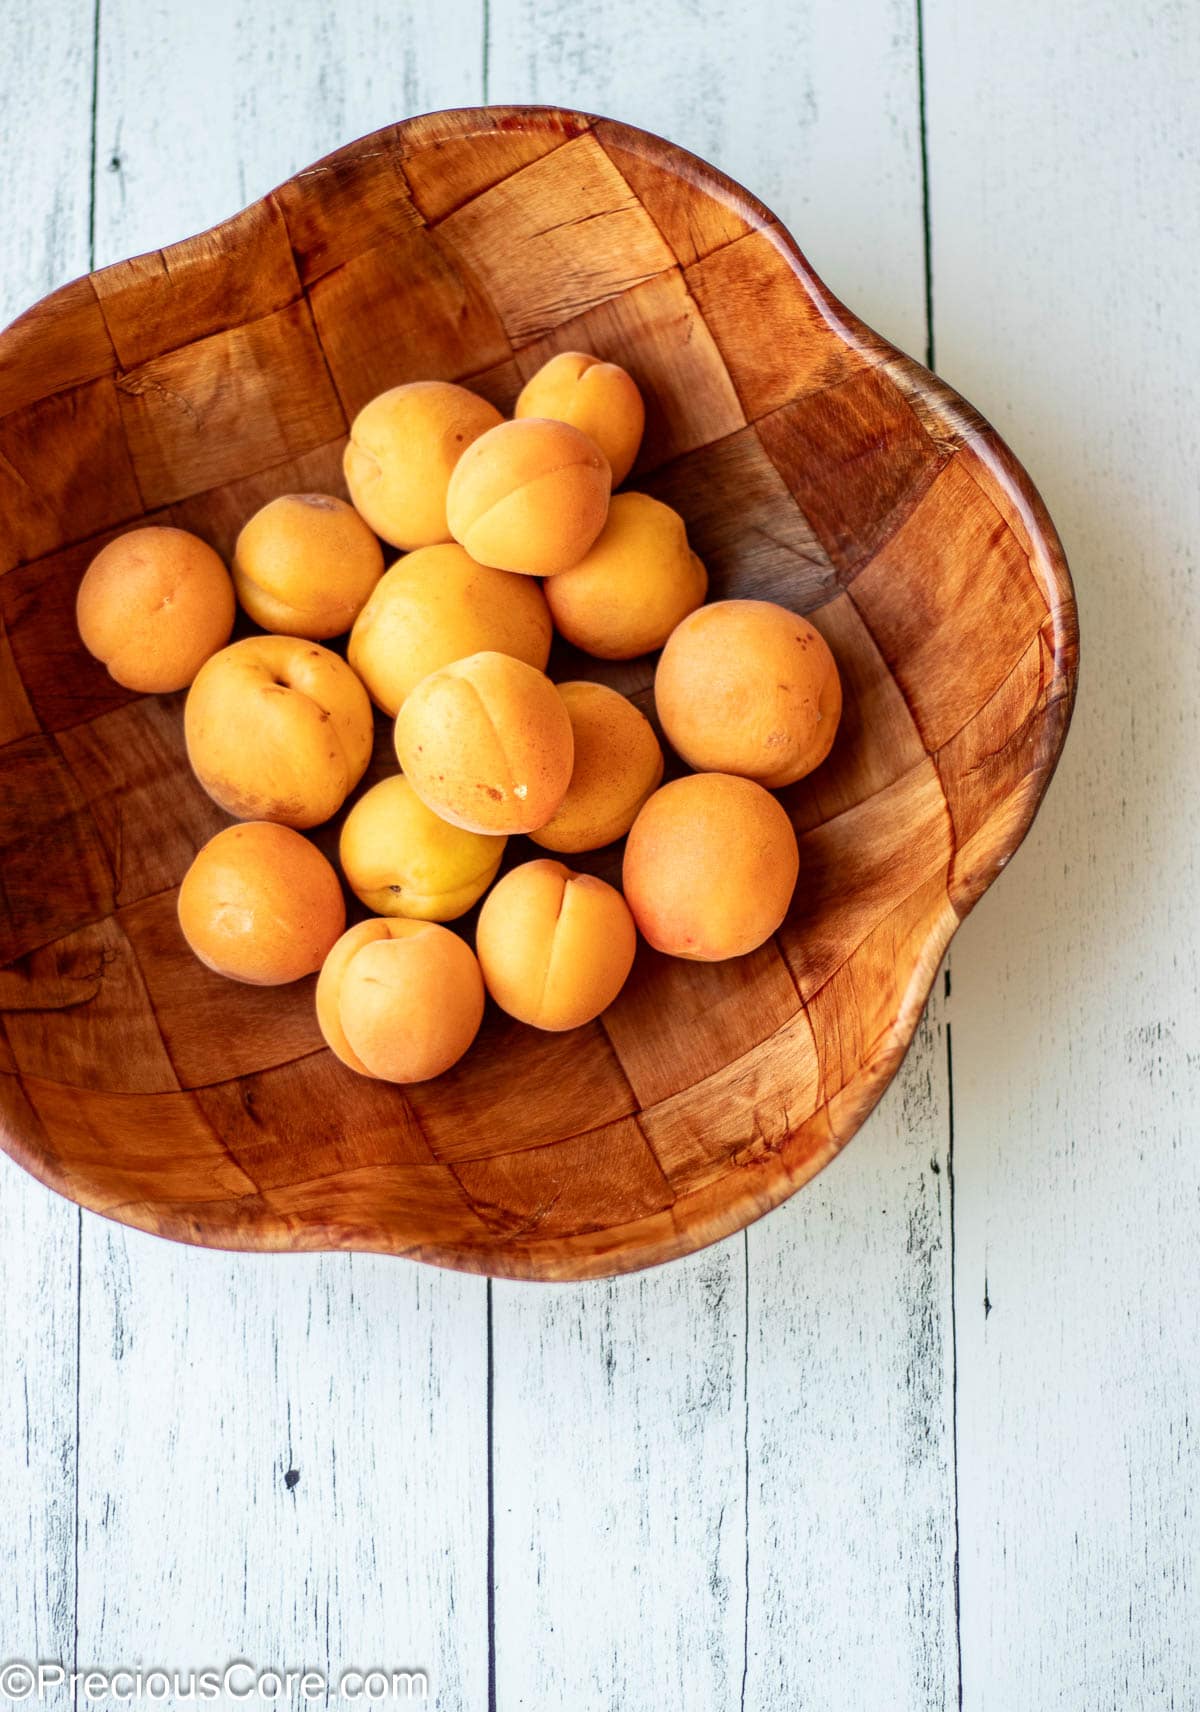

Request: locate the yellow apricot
(338, 775), (505, 921)
(232, 493), (383, 640)
(343, 381), (502, 549)
(184, 635), (373, 829)
(544, 492), (707, 659)
(348, 543), (552, 717)
(530, 681), (664, 853)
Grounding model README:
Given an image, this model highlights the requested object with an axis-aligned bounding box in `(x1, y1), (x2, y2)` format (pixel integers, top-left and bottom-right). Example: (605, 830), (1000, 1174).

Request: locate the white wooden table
(2, 3), (1197, 1707)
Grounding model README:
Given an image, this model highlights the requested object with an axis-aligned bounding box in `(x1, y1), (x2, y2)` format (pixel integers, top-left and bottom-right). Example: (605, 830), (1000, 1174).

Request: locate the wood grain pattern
(484, 23), (956, 1710)
(76, 16), (492, 1708)
(0, 1), (92, 1688)
(926, 3), (1200, 1706)
(0, 106), (1077, 1281)
(75, 1233), (488, 1705)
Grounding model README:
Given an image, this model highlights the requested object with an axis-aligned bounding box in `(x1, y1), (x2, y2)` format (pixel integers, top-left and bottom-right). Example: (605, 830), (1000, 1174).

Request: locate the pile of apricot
(76, 353), (842, 1084)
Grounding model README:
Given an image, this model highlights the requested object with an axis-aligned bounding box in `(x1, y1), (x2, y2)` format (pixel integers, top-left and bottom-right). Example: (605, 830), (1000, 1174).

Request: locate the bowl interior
(0, 107), (1076, 1278)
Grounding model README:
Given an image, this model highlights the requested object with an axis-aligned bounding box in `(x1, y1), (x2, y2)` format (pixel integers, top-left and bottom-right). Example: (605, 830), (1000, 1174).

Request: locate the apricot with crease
(446, 417), (611, 576)
(476, 858), (637, 1030)
(394, 650), (574, 836)
(515, 351), (644, 485)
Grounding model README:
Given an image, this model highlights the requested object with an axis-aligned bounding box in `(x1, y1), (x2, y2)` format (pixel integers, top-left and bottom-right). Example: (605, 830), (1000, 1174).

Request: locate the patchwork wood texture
(0, 107), (1077, 1280)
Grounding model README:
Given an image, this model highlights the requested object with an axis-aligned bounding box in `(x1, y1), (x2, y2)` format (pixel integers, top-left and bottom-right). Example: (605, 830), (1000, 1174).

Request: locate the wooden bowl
(0, 106), (1077, 1280)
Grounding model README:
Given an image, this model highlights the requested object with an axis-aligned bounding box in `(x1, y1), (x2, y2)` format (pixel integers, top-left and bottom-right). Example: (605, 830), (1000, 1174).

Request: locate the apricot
(530, 681), (664, 853)
(232, 493), (383, 639)
(76, 525), (234, 693)
(622, 773), (799, 961)
(316, 917), (484, 1082)
(445, 417), (611, 576)
(339, 775), (505, 921)
(348, 543), (552, 717)
(185, 635), (373, 829)
(343, 381), (503, 550)
(544, 492), (707, 659)
(178, 822), (345, 985)
(514, 351), (645, 485)
(476, 859), (637, 1031)
(655, 598), (842, 787)
(394, 651), (574, 836)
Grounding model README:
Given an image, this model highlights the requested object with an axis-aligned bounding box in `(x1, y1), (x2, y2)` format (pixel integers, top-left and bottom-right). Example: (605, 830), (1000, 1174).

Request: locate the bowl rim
(0, 103), (1079, 1280)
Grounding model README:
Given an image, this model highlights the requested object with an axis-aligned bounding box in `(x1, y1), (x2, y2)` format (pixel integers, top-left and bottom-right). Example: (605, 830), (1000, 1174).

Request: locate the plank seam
(915, 0), (936, 371)
(946, 1018), (963, 1710)
(485, 1277), (496, 1712)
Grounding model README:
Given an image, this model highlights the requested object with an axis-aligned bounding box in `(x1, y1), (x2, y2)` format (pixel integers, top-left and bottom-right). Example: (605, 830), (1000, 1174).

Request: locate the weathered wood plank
(0, 1), (93, 1695)
(926, 2), (1200, 1705)
(76, 7), (490, 1705)
(76, 1234), (486, 1702)
(487, 6), (951, 1708)
(746, 1003), (956, 1708)
(493, 1252), (747, 1707)
(93, 0), (483, 263)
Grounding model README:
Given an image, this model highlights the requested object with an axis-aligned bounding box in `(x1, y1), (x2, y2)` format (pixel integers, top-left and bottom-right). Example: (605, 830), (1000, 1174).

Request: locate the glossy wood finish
(0, 106), (1077, 1279)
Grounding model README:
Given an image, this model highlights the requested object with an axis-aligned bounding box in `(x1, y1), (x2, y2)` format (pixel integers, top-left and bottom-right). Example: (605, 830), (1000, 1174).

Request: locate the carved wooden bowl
(0, 107), (1077, 1279)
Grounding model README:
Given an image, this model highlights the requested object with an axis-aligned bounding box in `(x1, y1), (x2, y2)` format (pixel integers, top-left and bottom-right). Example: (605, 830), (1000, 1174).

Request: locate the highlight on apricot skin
(476, 859), (638, 1031)
(348, 542), (553, 717)
(445, 417), (612, 577)
(514, 351), (645, 486)
(343, 381), (503, 550)
(622, 772), (800, 962)
(76, 525), (235, 693)
(232, 493), (384, 640)
(530, 681), (664, 854)
(178, 822), (345, 986)
(316, 917), (485, 1083)
(543, 492), (707, 659)
(339, 775), (505, 922)
(184, 635), (374, 829)
(655, 598), (843, 788)
(394, 650), (574, 836)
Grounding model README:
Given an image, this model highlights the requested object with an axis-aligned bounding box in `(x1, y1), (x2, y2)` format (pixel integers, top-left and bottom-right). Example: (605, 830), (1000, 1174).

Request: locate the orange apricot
(622, 772), (799, 961)
(178, 822), (345, 985)
(476, 859), (637, 1030)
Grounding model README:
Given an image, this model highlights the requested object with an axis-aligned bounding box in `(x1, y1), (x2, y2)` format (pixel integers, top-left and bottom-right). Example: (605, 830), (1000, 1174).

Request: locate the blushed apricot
(515, 351), (644, 485)
(530, 681), (663, 853)
(655, 598), (842, 787)
(316, 917), (484, 1082)
(446, 417), (611, 576)
(232, 493), (384, 639)
(622, 773), (799, 961)
(348, 543), (552, 716)
(544, 492), (707, 659)
(185, 635), (373, 829)
(476, 859), (637, 1031)
(394, 651), (574, 836)
(178, 822), (345, 985)
(343, 381), (503, 549)
(339, 775), (505, 921)
(76, 526), (234, 693)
